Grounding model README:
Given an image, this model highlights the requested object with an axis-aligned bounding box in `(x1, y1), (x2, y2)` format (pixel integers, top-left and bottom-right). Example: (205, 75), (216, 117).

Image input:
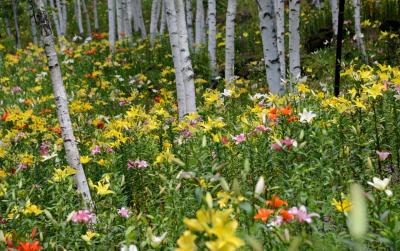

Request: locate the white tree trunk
(50, 0), (62, 37)
(76, 0), (84, 36)
(11, 0), (21, 49)
(289, 0), (301, 82)
(108, 0), (116, 50)
(122, 0), (132, 38)
(33, 0), (96, 221)
(176, 0), (197, 114)
(81, 0), (92, 38)
(225, 0), (237, 83)
(185, 0), (194, 47)
(159, 1), (166, 34)
(330, 0), (338, 35)
(132, 0), (147, 39)
(164, 0), (187, 119)
(194, 0), (205, 52)
(29, 4), (39, 45)
(116, 0), (124, 39)
(274, 0), (285, 80)
(3, 16), (12, 37)
(150, 0), (162, 46)
(93, 0), (99, 31)
(257, 0), (284, 94)
(61, 0), (67, 34)
(352, 0), (368, 63)
(207, 0), (217, 80)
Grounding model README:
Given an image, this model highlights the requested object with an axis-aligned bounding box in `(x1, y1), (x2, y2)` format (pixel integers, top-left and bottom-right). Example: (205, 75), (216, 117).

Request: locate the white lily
(254, 176), (265, 195)
(367, 177), (393, 197)
(151, 232), (167, 246)
(299, 109), (317, 123)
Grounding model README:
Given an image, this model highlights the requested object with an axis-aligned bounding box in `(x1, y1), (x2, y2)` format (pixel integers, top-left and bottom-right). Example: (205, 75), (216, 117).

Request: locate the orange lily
(254, 208), (274, 222)
(266, 195), (288, 208)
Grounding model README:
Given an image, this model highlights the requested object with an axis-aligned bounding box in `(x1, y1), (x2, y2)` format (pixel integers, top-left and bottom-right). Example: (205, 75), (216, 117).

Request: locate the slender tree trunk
(76, 0), (84, 36)
(3, 16), (12, 37)
(185, 0), (194, 47)
(289, 0), (301, 83)
(81, 0), (92, 38)
(150, 0), (161, 46)
(274, 0), (285, 80)
(32, 0), (96, 221)
(11, 0), (21, 49)
(108, 0), (116, 50)
(50, 0), (62, 37)
(176, 0), (197, 114)
(225, 0), (237, 83)
(61, 0), (67, 34)
(93, 0), (99, 31)
(330, 0), (338, 35)
(159, 1), (166, 34)
(122, 0), (132, 38)
(127, 0), (133, 37)
(208, 0), (217, 80)
(133, 0), (147, 39)
(352, 0), (368, 63)
(194, 0), (205, 51)
(257, 0), (283, 94)
(116, 0), (124, 39)
(164, 0), (187, 119)
(29, 4), (39, 45)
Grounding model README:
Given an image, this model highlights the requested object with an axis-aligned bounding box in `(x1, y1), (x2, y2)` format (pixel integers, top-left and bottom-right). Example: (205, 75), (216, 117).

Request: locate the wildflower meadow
(0, 0), (400, 250)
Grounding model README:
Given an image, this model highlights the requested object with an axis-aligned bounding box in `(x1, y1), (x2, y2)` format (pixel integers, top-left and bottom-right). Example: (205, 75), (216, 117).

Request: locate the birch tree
(122, 0), (132, 38)
(225, 0), (237, 83)
(11, 0), (21, 49)
(194, 0), (205, 51)
(61, 0), (67, 34)
(49, 0), (62, 37)
(208, 0), (217, 80)
(159, 1), (166, 34)
(3, 15), (12, 38)
(116, 0), (124, 39)
(150, 0), (161, 47)
(29, 4), (39, 45)
(330, 0), (338, 35)
(185, 0), (194, 47)
(164, 0), (187, 119)
(352, 0), (368, 63)
(108, 0), (116, 50)
(256, 0), (284, 94)
(176, 0), (197, 114)
(132, 0), (147, 40)
(274, 0), (285, 80)
(32, 0), (96, 220)
(93, 0), (99, 31)
(76, 0), (84, 36)
(289, 0), (301, 82)
(81, 0), (92, 38)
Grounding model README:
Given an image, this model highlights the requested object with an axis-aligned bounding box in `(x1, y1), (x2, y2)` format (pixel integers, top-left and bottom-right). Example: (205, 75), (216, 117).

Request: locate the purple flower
(11, 86), (22, 94)
(376, 151), (391, 161)
(232, 133), (246, 145)
(128, 160), (149, 169)
(40, 141), (51, 156)
(271, 143), (283, 152)
(71, 210), (94, 223)
(180, 129), (192, 138)
(288, 206), (320, 224)
(254, 125), (270, 132)
(268, 216), (284, 228)
(118, 207), (131, 218)
(281, 137), (297, 148)
(91, 145), (102, 155)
